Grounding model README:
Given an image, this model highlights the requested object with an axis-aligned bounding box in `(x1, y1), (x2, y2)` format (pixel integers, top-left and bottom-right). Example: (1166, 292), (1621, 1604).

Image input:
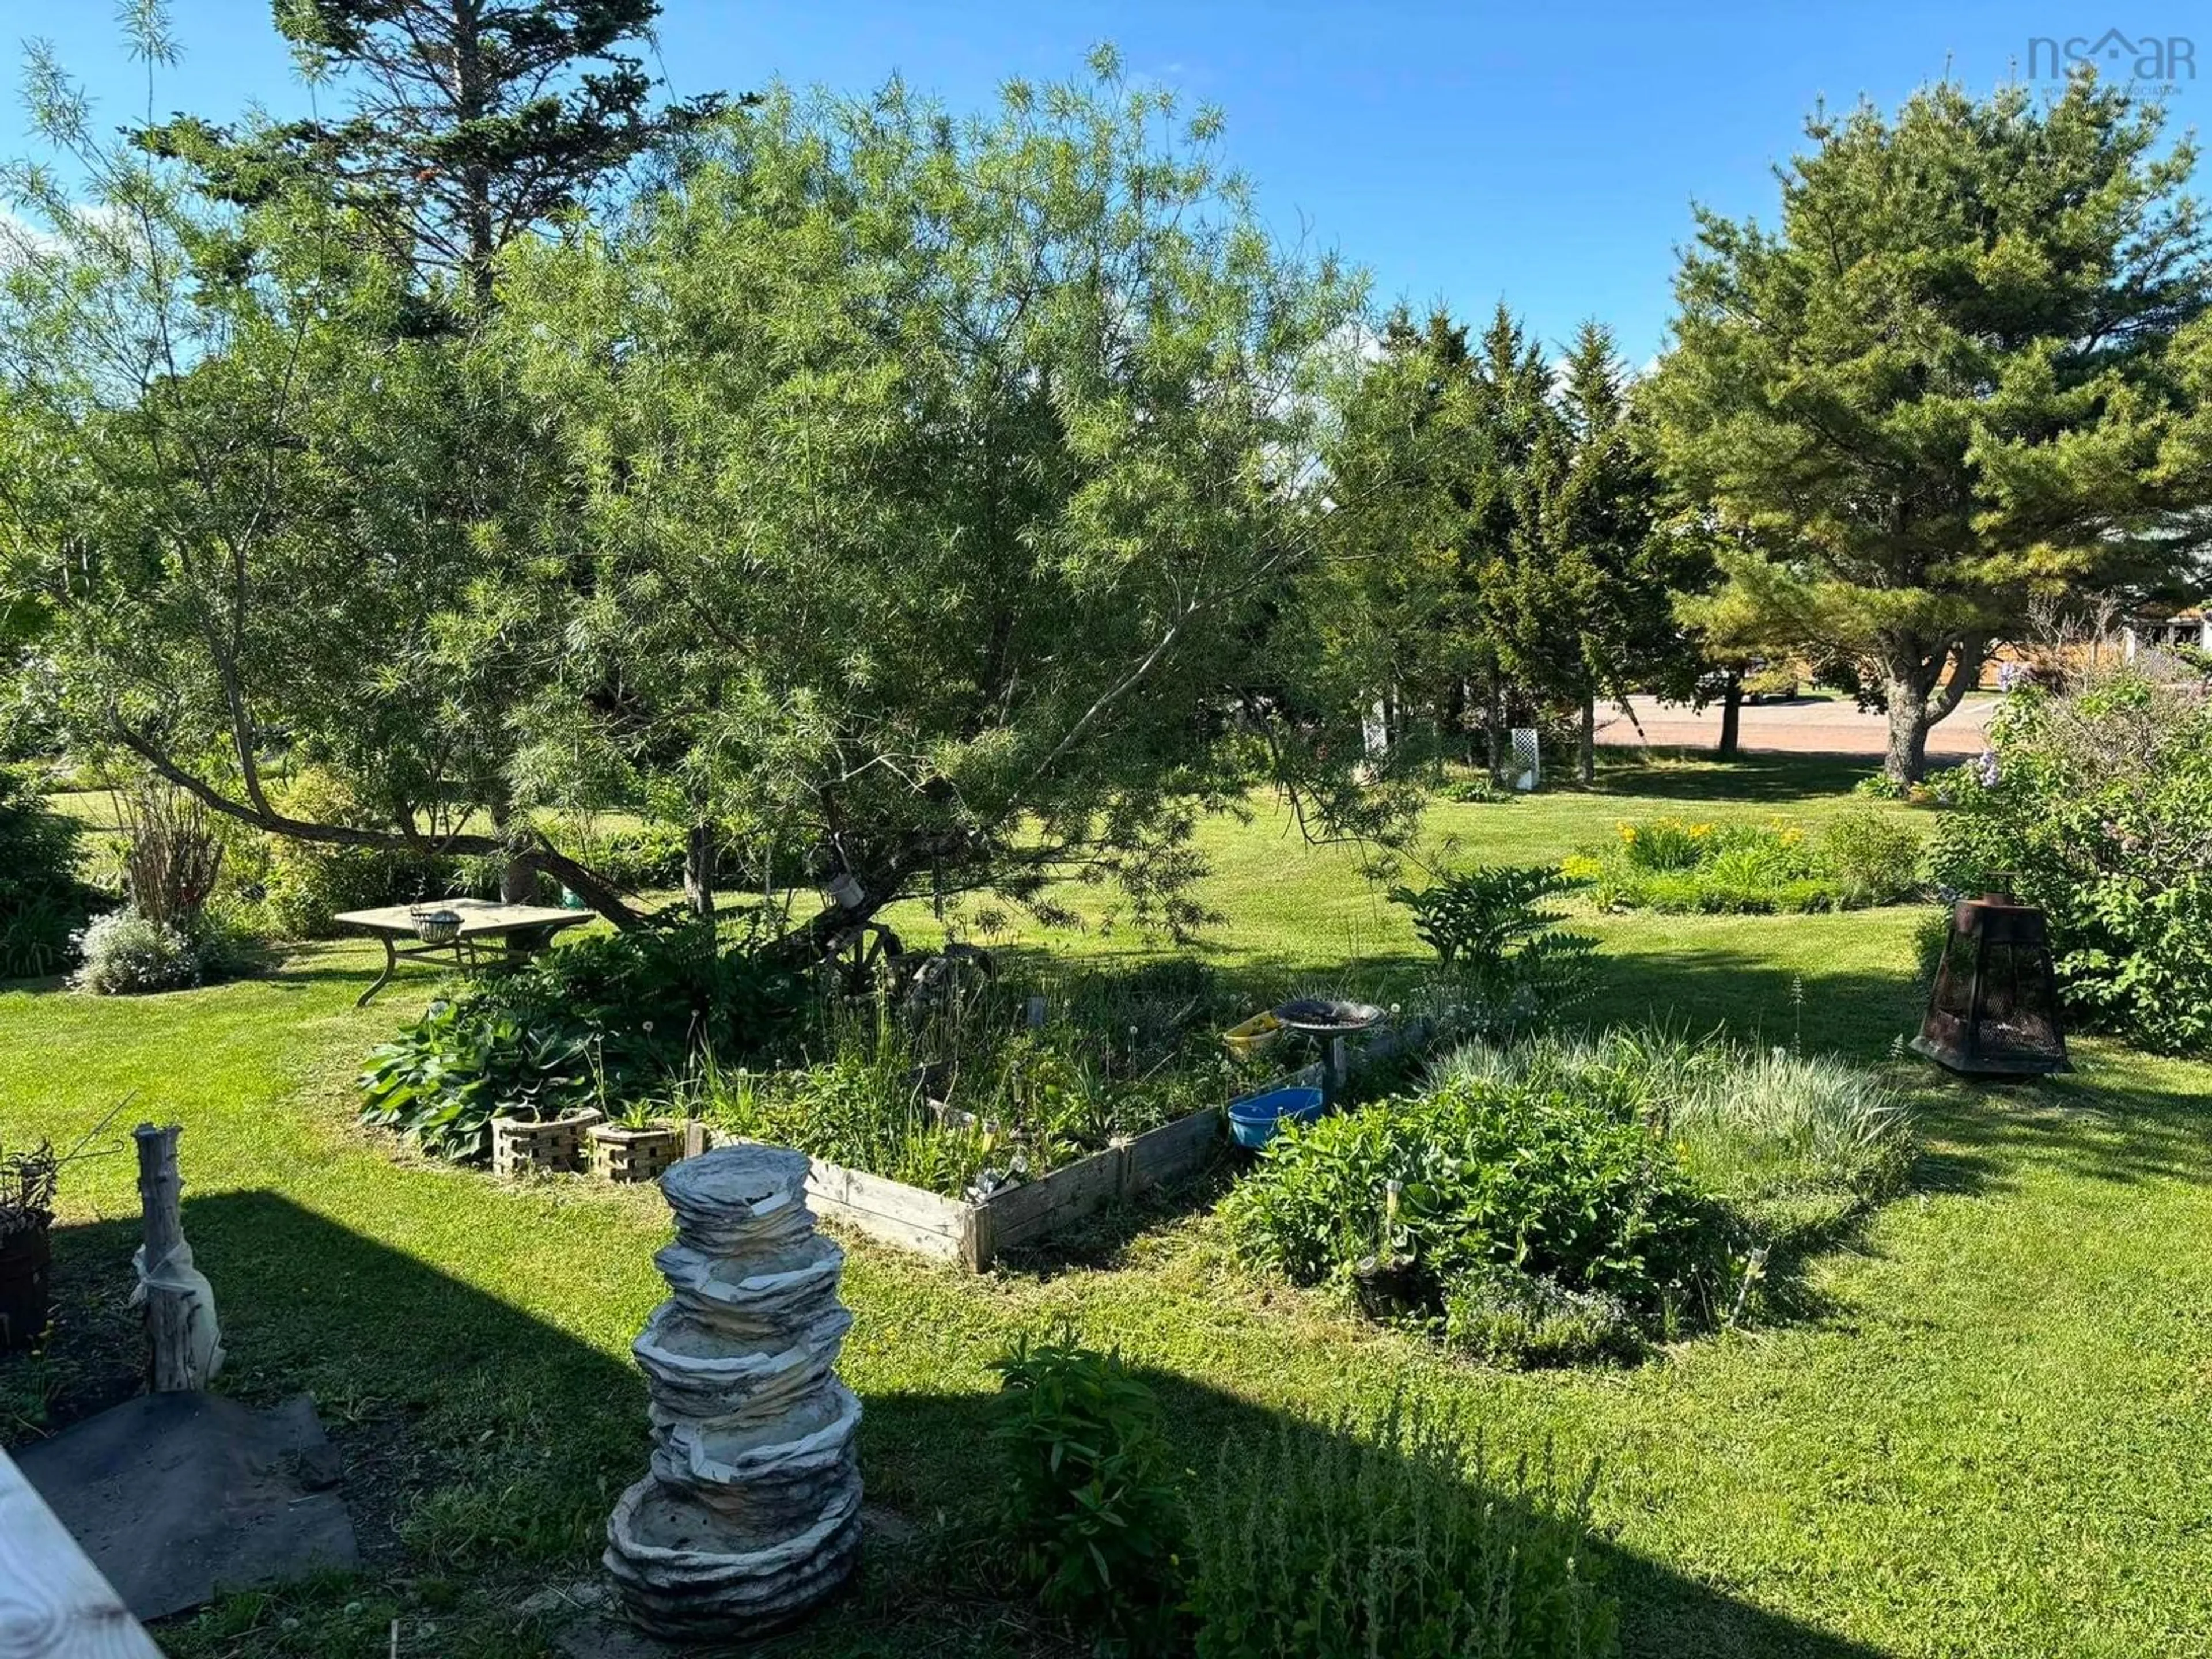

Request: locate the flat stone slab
(14, 1390), (358, 1620)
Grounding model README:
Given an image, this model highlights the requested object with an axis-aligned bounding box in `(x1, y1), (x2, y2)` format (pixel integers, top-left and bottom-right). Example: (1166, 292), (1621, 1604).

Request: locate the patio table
(332, 898), (594, 1006)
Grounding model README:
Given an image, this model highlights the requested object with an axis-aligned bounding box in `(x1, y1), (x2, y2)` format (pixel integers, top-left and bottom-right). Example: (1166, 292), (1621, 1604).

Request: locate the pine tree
(139, 0), (724, 294)
(1649, 71), (2212, 782)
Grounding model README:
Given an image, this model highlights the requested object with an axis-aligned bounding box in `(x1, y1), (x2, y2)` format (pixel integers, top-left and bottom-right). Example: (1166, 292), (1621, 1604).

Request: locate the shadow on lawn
(1914, 1070), (2212, 1192)
(1585, 749), (1881, 804)
(5, 1190), (1893, 1659)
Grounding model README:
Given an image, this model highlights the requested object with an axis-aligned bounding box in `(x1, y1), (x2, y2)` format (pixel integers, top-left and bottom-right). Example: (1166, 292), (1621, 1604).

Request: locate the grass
(5, 753), (2211, 1658)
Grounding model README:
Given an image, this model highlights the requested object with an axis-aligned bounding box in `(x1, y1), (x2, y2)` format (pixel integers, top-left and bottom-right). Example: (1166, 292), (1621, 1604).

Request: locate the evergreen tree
(141, 0), (722, 293)
(1487, 322), (1700, 782)
(1649, 72), (2212, 782)
(1324, 307), (1696, 782)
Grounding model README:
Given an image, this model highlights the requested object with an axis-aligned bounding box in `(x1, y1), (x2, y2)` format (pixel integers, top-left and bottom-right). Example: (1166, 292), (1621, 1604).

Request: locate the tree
(489, 53), (1408, 948)
(1305, 309), (1494, 765)
(139, 0), (721, 295)
(1317, 308), (1699, 782)
(0, 25), (628, 915)
(1486, 321), (1702, 782)
(1649, 71), (2212, 782)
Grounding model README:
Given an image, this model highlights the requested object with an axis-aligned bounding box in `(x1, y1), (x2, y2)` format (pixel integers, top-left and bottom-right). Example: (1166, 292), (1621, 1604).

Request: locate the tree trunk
(1883, 691), (1933, 785)
(1883, 636), (1988, 785)
(1718, 669), (1743, 757)
(684, 824), (718, 920)
(1579, 689), (1596, 785)
(500, 853), (541, 905)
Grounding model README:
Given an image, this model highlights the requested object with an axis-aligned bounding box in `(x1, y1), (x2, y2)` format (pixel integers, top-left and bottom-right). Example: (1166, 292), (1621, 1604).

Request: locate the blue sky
(3, 1), (2200, 361)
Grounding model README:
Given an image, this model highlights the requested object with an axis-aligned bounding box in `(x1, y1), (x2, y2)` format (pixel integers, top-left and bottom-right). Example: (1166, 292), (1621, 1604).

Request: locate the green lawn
(6, 753), (2211, 1658)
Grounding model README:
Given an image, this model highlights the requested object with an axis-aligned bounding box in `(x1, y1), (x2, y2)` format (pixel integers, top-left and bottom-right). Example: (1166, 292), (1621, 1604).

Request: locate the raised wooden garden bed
(491, 1108), (603, 1176)
(666, 1013), (1438, 1269)
(590, 1122), (684, 1183)
(708, 1099), (1227, 1272)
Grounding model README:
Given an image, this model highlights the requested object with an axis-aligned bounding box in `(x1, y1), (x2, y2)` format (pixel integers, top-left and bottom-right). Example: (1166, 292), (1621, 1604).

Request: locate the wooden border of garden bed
(682, 1014), (1440, 1272)
(696, 1101), (1227, 1272)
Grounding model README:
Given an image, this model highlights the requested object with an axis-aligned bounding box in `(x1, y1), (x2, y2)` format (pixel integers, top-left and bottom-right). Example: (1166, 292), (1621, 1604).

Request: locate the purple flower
(1972, 750), (2000, 789)
(1997, 661), (2024, 692)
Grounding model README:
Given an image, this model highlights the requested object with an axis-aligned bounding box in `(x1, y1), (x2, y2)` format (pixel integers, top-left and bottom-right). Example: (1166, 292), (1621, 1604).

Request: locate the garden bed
(717, 1099), (1227, 1271)
(707, 1027), (1430, 1270)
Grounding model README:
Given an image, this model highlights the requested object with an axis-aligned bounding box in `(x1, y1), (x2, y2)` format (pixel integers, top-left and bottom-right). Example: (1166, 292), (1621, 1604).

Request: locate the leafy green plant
(1442, 1264), (1642, 1369)
(357, 911), (808, 1163)
(989, 1332), (1187, 1646)
(1820, 806), (1925, 907)
(1222, 1069), (1720, 1328)
(1930, 652), (2212, 1051)
(358, 996), (597, 1162)
(1188, 1397), (1615, 1659)
(702, 960), (1253, 1197)
(1429, 1031), (1911, 1208)
(1570, 812), (1916, 914)
(70, 905), (264, 995)
(1441, 772), (1517, 805)
(1388, 863), (1597, 1032)
(0, 766), (99, 978)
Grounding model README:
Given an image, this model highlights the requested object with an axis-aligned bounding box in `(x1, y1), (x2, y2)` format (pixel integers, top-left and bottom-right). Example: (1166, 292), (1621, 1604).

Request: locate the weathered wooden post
(133, 1123), (222, 1392)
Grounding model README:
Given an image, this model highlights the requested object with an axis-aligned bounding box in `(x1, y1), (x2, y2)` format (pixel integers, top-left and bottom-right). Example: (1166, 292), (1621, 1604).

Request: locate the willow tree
(0, 33), (626, 912)
(1648, 72), (2212, 782)
(494, 52), (1406, 942)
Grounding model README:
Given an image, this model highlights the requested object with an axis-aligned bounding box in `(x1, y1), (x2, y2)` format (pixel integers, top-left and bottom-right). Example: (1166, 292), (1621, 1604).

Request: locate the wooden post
(134, 1122), (208, 1393)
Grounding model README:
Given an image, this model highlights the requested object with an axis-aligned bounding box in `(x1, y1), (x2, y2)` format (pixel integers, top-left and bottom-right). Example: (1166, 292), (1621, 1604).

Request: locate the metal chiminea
(1911, 890), (2071, 1076)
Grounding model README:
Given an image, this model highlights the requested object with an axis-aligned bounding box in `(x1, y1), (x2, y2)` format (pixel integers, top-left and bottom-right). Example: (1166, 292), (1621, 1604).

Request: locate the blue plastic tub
(1228, 1085), (1325, 1149)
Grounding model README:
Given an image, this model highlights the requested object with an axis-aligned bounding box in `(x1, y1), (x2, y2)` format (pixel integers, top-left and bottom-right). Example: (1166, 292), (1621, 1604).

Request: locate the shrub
(1929, 651), (2212, 1052)
(575, 820), (691, 891)
(1442, 1264), (1642, 1369)
(989, 1334), (1186, 1646)
(1430, 1031), (1911, 1207)
(1228, 1031), (1910, 1352)
(0, 767), (99, 979)
(1222, 1069), (1719, 1327)
(357, 912), (806, 1162)
(1571, 812), (1918, 914)
(1388, 864), (1598, 1033)
(1914, 905), (1953, 986)
(71, 907), (203, 994)
(499, 910), (806, 1078)
(1820, 806), (1925, 907)
(118, 784), (225, 927)
(1188, 1398), (1616, 1659)
(262, 766), (460, 939)
(1441, 772), (1517, 805)
(565, 818), (813, 898)
(358, 994), (598, 1162)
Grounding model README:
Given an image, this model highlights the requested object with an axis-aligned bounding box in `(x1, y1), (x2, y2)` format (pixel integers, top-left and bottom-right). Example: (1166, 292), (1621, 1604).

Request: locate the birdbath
(1271, 999), (1386, 1096)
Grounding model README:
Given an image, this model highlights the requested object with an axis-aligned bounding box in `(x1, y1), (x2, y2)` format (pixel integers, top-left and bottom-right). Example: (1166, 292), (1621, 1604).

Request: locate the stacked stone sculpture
(604, 1145), (863, 1639)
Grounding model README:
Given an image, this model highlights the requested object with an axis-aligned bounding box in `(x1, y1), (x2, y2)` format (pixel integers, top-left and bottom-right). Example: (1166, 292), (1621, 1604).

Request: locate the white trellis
(1509, 728), (1541, 791)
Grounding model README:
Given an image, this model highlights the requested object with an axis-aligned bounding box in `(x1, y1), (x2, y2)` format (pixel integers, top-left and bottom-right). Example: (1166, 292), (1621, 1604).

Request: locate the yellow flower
(1690, 822), (1712, 837)
(1619, 823), (1638, 843)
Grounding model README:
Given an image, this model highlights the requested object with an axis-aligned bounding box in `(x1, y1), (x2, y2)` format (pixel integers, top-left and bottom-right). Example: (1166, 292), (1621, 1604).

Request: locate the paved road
(1596, 695), (1998, 759)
